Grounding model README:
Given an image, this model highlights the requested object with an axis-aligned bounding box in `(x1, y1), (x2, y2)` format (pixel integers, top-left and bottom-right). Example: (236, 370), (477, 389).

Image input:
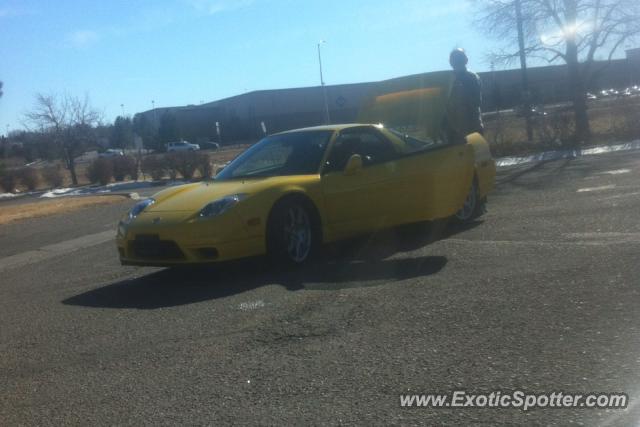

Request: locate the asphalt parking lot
(1, 149), (640, 425)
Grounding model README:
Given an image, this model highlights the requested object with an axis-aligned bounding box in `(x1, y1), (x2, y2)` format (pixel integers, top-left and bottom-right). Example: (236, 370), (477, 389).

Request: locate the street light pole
(317, 41), (331, 125)
(152, 100), (158, 126)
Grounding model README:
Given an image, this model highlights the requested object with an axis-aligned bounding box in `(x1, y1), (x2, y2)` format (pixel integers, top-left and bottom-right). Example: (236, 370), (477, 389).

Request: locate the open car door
(320, 127), (406, 239)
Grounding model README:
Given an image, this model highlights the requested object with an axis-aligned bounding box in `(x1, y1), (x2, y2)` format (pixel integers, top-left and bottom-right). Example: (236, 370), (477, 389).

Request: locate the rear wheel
(455, 179), (484, 222)
(267, 199), (319, 266)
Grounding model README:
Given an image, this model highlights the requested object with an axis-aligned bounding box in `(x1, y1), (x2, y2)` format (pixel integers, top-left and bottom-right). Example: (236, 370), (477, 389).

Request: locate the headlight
(126, 198), (155, 222)
(199, 194), (246, 218)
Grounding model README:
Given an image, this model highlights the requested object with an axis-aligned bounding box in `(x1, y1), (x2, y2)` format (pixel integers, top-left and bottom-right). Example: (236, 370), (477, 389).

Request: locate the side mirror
(344, 154), (363, 175)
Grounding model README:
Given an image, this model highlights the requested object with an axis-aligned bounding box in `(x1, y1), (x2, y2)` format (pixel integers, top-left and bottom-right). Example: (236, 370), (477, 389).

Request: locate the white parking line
(577, 185), (616, 193)
(597, 191), (640, 201)
(563, 232), (640, 244)
(599, 169), (631, 175)
(445, 232), (640, 247)
(0, 230), (114, 273)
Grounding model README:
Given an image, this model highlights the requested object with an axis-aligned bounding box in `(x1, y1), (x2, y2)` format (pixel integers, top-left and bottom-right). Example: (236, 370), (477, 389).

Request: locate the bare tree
(24, 93), (101, 185)
(477, 0), (640, 142)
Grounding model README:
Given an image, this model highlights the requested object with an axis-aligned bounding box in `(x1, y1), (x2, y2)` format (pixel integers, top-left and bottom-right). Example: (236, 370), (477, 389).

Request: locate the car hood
(146, 179), (265, 213)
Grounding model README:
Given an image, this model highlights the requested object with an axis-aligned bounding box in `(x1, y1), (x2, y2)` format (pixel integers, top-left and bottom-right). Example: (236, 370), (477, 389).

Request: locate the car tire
(266, 198), (320, 267)
(454, 178), (484, 222)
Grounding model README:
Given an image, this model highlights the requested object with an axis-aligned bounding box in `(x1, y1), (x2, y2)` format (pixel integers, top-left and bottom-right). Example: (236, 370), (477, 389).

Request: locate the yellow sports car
(116, 124), (495, 266)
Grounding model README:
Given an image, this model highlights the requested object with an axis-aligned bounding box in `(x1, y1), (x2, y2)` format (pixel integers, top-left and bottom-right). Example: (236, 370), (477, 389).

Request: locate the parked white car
(167, 141), (200, 152)
(99, 148), (124, 158)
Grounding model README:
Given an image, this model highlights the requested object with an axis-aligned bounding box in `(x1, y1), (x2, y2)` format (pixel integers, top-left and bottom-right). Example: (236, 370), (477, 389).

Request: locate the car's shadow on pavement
(63, 219), (481, 309)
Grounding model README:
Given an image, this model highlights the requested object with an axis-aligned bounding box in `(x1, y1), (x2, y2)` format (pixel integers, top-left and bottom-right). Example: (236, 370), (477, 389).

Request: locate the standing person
(444, 48), (484, 144)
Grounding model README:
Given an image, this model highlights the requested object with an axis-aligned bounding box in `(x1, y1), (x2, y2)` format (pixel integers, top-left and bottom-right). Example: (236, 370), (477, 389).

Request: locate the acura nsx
(116, 124), (495, 266)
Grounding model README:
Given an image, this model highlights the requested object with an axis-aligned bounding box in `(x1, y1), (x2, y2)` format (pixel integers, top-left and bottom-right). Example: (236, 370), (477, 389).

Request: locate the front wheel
(455, 179), (484, 222)
(267, 200), (319, 266)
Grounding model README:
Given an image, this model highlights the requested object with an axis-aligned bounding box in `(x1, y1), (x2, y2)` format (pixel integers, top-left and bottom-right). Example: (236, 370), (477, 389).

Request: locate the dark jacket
(445, 70), (484, 143)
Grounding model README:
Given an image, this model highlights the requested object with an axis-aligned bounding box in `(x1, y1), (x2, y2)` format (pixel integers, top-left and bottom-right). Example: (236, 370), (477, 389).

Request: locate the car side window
(324, 136), (360, 173)
(324, 128), (398, 173)
(347, 129), (398, 164)
(355, 130), (398, 165)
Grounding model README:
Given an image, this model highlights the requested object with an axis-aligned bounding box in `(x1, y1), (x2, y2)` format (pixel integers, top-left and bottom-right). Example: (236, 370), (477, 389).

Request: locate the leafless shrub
(196, 152), (213, 179)
(140, 155), (166, 181)
(166, 151), (199, 180)
(87, 158), (113, 186)
(18, 167), (40, 191)
(485, 113), (509, 146)
(483, 113), (525, 157)
(0, 170), (18, 193)
(42, 165), (65, 188)
(534, 112), (575, 147)
(608, 97), (640, 141)
(112, 155), (137, 182)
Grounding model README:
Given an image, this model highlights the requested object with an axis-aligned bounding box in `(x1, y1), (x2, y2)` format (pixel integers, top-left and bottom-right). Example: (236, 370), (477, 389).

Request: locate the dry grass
(483, 97), (640, 157)
(0, 195), (129, 225)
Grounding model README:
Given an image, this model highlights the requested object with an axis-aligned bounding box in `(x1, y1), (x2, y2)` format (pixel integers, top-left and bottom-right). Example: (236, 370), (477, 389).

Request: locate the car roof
(274, 123), (382, 135)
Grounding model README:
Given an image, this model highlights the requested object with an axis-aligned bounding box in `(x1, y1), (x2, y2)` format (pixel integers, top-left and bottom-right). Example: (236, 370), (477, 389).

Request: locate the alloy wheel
(283, 205), (312, 263)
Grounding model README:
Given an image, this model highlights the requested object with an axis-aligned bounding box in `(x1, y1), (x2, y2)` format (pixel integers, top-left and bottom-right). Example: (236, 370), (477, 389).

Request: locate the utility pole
(491, 61), (499, 114)
(515, 0), (534, 142)
(317, 41), (331, 125)
(151, 100), (158, 129)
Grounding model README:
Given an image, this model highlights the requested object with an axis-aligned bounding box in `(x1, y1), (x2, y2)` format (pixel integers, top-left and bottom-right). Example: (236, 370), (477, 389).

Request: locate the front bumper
(118, 237), (264, 266)
(116, 210), (265, 266)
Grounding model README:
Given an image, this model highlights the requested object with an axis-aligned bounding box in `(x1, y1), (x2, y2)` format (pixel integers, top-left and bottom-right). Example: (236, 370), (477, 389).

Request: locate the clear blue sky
(1, 0), (501, 133)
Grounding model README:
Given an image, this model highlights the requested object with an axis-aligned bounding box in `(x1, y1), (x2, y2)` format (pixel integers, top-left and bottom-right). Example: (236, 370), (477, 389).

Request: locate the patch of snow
(582, 140), (640, 155)
(40, 188), (74, 198)
(0, 193), (18, 199)
(496, 140), (640, 168)
(105, 180), (137, 188)
(496, 149), (579, 167)
(24, 159), (47, 167)
(39, 180), (187, 199)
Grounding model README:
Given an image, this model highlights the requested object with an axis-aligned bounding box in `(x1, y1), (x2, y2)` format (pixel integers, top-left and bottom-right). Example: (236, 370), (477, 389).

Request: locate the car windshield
(215, 130), (332, 180)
